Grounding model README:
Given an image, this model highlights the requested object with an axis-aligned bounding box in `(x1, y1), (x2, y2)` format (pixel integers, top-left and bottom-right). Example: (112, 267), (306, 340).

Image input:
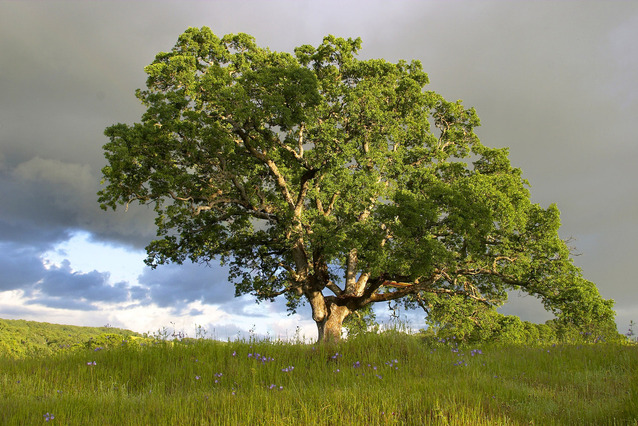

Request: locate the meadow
(1, 322), (636, 425)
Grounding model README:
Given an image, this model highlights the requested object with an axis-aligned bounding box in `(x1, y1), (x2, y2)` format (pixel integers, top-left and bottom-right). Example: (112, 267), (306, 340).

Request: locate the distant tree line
(0, 318), (141, 358)
(345, 304), (625, 345)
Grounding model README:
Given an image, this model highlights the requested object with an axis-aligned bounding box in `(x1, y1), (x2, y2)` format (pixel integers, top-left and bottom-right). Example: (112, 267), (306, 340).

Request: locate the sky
(1, 0), (637, 340)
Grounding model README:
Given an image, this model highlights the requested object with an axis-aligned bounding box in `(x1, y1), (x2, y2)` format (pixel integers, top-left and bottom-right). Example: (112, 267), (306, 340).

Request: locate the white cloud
(42, 231), (146, 285)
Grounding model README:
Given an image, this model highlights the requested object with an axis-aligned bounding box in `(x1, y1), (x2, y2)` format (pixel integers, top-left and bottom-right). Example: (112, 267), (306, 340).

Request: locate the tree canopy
(99, 27), (616, 342)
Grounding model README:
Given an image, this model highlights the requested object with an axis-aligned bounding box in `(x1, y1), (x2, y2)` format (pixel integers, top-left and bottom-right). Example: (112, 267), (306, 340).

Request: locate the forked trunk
(316, 303), (350, 343)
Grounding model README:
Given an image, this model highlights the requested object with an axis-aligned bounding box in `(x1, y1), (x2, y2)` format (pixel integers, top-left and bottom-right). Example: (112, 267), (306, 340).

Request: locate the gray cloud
(36, 260), (128, 303)
(136, 260), (305, 320)
(0, 1), (636, 331)
(0, 240), (147, 310)
(0, 156), (157, 250)
(0, 243), (47, 291)
(24, 297), (99, 312)
(498, 292), (554, 324)
(137, 262), (233, 308)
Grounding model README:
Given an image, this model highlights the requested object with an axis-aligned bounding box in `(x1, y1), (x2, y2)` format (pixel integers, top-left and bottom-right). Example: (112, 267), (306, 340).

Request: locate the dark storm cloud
(0, 1), (636, 330)
(0, 219), (71, 249)
(0, 2), (160, 249)
(1, 157), (97, 228)
(0, 153), (157, 250)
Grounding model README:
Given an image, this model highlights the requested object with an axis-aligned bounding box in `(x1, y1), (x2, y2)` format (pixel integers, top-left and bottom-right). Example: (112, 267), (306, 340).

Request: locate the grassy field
(1, 327), (636, 425)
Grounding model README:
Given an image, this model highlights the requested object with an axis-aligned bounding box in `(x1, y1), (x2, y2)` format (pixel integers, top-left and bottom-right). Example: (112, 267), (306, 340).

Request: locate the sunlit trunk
(316, 303), (350, 343)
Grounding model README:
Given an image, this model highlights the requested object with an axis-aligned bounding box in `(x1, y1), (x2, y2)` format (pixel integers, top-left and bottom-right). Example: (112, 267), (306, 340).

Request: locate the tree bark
(315, 302), (350, 343)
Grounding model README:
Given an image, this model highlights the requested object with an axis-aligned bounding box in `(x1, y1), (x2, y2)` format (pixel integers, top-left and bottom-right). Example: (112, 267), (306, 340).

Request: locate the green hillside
(0, 318), (141, 358)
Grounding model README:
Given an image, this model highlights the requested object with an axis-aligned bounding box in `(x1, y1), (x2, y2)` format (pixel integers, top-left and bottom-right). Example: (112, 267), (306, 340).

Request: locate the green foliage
(98, 27), (617, 341)
(343, 303), (378, 337)
(423, 302), (624, 345)
(84, 333), (154, 350)
(0, 318), (142, 358)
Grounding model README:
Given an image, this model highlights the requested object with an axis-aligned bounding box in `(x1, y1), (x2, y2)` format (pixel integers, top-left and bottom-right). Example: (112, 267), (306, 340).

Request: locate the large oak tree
(99, 28), (615, 342)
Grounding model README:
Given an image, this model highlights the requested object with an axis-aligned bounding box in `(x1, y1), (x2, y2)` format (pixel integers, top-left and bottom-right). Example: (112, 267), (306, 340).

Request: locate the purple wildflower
(44, 413), (54, 422)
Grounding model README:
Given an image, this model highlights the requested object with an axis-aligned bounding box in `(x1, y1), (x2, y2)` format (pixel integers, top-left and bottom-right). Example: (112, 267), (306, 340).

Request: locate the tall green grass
(2, 332), (636, 425)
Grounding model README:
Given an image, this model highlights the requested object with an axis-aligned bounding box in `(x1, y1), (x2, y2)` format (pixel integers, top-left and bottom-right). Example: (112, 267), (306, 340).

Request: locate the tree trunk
(316, 303), (350, 343)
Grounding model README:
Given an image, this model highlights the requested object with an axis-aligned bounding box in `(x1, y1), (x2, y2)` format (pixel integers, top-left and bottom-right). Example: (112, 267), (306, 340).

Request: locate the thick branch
(316, 191), (339, 216)
(275, 126), (310, 168)
(345, 249), (358, 293)
(233, 131), (296, 210)
(343, 252), (370, 297)
(298, 123), (305, 158)
(326, 280), (343, 296)
(294, 168), (317, 217)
